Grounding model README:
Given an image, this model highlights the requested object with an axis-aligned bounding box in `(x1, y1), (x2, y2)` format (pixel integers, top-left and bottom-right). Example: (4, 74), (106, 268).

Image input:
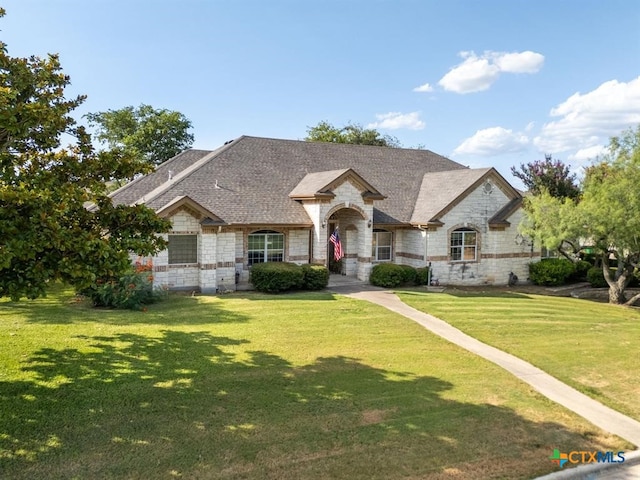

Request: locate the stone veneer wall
(422, 183), (538, 285)
(394, 229), (426, 268)
(288, 229), (311, 264)
(154, 211), (201, 291)
(149, 179), (539, 290)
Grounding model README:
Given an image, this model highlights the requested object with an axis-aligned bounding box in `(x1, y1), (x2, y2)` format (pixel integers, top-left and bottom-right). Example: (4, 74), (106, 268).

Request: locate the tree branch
(624, 291), (640, 307)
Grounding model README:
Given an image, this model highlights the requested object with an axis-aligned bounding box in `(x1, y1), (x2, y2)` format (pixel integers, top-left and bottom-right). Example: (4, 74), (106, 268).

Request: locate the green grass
(0, 286), (631, 479)
(397, 289), (640, 422)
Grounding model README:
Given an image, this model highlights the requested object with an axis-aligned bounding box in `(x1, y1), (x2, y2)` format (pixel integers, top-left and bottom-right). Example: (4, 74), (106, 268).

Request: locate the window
(372, 230), (392, 261)
(248, 231), (284, 266)
(450, 228), (477, 261)
(541, 247), (558, 258)
(168, 234), (198, 264)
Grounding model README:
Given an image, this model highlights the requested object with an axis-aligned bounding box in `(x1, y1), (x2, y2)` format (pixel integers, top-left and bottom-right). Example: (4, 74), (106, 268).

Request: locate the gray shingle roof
(111, 135), (470, 225)
(109, 149), (215, 206)
(410, 167), (522, 225)
(289, 169), (350, 198)
(410, 168), (492, 225)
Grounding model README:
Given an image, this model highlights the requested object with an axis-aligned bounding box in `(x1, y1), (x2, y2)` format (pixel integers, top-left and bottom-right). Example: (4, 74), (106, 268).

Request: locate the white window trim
(372, 230), (393, 262)
(450, 229), (477, 262)
(248, 231), (285, 266)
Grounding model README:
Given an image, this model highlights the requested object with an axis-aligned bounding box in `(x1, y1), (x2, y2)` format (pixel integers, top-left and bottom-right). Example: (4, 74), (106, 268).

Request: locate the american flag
(329, 228), (343, 261)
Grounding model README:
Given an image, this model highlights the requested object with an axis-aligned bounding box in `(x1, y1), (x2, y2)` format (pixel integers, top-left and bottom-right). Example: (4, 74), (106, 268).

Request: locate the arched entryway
(324, 204), (368, 277)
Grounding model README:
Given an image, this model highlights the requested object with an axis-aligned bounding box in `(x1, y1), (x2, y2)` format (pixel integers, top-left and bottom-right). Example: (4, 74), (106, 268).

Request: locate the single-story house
(111, 135), (540, 292)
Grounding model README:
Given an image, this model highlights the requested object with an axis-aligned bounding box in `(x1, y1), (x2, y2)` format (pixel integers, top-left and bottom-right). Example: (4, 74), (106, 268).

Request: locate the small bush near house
(250, 262), (305, 293)
(301, 264), (330, 290)
(82, 271), (164, 310)
(370, 264), (405, 288)
(398, 265), (418, 285)
(529, 258), (576, 286)
(415, 267), (430, 285)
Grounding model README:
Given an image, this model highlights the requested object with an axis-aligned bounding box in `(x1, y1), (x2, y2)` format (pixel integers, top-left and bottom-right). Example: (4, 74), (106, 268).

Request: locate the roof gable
(157, 196), (224, 224)
(410, 168), (521, 226)
(289, 168), (385, 201)
(488, 197), (523, 229)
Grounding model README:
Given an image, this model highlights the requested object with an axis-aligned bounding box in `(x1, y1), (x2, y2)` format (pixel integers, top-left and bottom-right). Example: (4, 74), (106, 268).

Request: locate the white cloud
(534, 76), (640, 153)
(493, 51), (545, 73)
(438, 50), (544, 94)
(568, 145), (607, 163)
(413, 82), (434, 93)
(367, 111), (425, 130)
(438, 53), (499, 94)
(453, 126), (529, 156)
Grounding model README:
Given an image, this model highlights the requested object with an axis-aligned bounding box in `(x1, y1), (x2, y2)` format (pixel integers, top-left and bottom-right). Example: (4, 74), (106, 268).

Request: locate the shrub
(250, 262), (305, 293)
(570, 260), (592, 282)
(415, 267), (430, 285)
(587, 266), (640, 288)
(370, 263), (405, 288)
(83, 270), (164, 310)
(529, 258), (576, 286)
(301, 264), (329, 290)
(587, 266), (608, 288)
(398, 265), (417, 285)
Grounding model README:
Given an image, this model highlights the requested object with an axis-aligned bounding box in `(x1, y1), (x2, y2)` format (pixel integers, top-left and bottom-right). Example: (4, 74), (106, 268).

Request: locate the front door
(327, 221), (343, 274)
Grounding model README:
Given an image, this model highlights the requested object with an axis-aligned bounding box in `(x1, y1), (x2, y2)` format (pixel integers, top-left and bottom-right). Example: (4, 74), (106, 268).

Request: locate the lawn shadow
(0, 330), (626, 479)
(2, 292), (251, 325)
(231, 290), (339, 301)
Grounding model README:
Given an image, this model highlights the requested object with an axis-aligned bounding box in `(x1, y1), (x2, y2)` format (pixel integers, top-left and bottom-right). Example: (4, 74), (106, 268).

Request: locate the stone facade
(148, 176), (536, 292)
(419, 181), (539, 285)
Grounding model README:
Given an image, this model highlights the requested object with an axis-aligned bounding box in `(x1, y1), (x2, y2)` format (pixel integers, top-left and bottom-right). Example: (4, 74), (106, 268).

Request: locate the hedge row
(369, 263), (429, 288)
(528, 258), (576, 286)
(249, 262), (329, 293)
(529, 258), (640, 288)
(587, 266), (640, 288)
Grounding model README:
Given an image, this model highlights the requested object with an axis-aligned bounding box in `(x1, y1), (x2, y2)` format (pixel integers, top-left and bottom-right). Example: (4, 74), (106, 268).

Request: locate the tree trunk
(609, 284), (627, 304)
(602, 254), (628, 304)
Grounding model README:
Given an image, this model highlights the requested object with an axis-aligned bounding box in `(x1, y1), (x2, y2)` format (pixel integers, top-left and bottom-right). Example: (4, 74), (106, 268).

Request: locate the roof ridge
(131, 139), (240, 205)
(241, 135), (463, 161)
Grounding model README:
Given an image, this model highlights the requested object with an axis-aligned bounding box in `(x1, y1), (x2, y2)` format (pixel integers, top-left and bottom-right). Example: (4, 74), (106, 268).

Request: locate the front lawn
(397, 289), (640, 422)
(0, 287), (630, 479)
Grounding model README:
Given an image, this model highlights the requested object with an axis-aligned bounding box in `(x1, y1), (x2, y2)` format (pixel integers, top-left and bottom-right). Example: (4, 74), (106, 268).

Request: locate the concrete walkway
(330, 286), (640, 478)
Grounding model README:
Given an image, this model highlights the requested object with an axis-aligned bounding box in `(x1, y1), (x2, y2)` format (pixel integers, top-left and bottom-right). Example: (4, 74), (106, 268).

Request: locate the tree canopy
(521, 125), (640, 305)
(0, 9), (170, 300)
(510, 155), (580, 199)
(86, 104), (194, 167)
(305, 121), (401, 148)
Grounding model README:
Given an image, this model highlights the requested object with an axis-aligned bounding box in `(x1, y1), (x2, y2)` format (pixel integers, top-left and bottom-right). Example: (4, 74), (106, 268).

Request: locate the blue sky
(3, 0), (639, 186)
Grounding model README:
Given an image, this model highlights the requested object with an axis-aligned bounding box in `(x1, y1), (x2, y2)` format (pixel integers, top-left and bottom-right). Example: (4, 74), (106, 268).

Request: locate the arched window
(372, 229), (392, 261)
(450, 228), (477, 262)
(248, 230), (284, 266)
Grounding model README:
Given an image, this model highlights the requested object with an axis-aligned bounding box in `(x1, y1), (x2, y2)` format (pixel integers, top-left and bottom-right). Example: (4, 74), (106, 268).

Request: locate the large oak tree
(0, 9), (170, 300)
(305, 121), (401, 148)
(86, 104), (194, 169)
